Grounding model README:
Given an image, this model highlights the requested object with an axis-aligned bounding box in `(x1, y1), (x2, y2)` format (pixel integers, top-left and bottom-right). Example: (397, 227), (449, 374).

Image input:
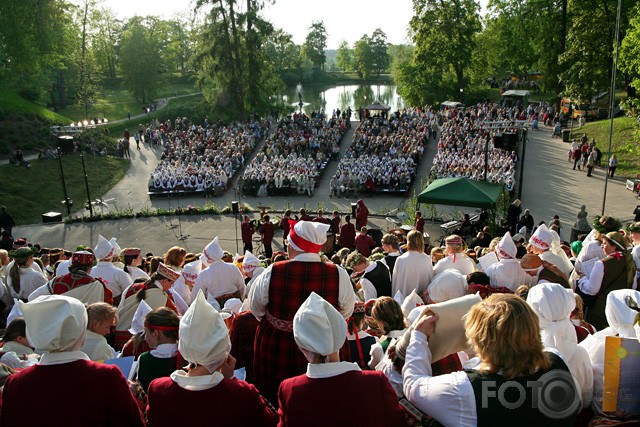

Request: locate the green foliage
(559, 0), (636, 101)
(120, 17), (166, 104)
(193, 0), (282, 118)
(0, 155), (129, 225)
(370, 29), (390, 76)
(302, 21), (327, 70)
(619, 4), (640, 92)
(353, 35), (375, 79)
(336, 40), (353, 72)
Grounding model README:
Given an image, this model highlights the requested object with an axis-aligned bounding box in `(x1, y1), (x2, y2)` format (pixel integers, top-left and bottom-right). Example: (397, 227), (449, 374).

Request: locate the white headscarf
(293, 292), (346, 362)
(526, 283), (577, 359)
(203, 237), (224, 264)
(497, 231), (517, 259)
(19, 295), (87, 353)
(549, 230), (574, 276)
(605, 289), (640, 338)
(94, 235), (114, 260)
(179, 291), (231, 372)
(128, 299), (152, 335)
(427, 269), (468, 303)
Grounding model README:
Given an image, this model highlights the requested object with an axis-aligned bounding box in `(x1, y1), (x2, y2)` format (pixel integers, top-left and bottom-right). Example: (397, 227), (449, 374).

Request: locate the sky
(91, 0), (487, 49)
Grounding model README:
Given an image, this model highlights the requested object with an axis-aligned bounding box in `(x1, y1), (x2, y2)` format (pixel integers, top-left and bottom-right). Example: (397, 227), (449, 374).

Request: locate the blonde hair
(87, 302), (118, 330)
(464, 294), (550, 380)
(371, 297), (407, 334)
(346, 251), (368, 269)
(406, 230), (424, 252)
(430, 247), (445, 263)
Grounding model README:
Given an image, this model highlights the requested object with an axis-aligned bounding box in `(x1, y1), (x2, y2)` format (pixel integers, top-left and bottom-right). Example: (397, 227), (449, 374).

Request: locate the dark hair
(347, 312), (365, 335)
(467, 271), (490, 286)
(263, 214), (270, 221)
(144, 307), (179, 341)
(2, 317), (27, 342)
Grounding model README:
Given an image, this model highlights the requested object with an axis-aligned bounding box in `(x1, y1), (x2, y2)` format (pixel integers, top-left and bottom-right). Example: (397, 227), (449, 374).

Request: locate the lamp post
(57, 147), (72, 216)
(80, 147), (93, 217)
(602, 0), (623, 215)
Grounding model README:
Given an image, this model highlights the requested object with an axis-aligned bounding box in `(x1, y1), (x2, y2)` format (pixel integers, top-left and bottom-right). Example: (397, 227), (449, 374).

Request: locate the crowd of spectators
(241, 111), (348, 197)
(1, 211), (637, 426)
(430, 103), (523, 190)
(149, 117), (268, 196)
(331, 108), (432, 195)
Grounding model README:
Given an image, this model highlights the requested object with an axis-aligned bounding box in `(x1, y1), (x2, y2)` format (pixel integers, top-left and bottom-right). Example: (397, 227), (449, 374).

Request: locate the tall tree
(410, 0), (481, 92)
(0, 0), (75, 103)
(119, 17), (165, 104)
(353, 35), (374, 79)
(619, 4), (640, 93)
(76, 0), (100, 118)
(302, 21), (327, 71)
(370, 29), (389, 76)
(92, 8), (122, 80)
(193, 0), (282, 118)
(559, 0), (635, 101)
(336, 40), (352, 72)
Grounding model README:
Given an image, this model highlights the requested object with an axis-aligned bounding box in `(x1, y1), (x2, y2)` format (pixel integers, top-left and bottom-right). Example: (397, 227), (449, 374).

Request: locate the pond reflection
(281, 84), (404, 116)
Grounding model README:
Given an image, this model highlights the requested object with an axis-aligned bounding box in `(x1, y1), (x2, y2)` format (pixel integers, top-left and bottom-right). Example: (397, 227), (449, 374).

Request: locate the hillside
(572, 116), (640, 177)
(0, 89), (72, 156)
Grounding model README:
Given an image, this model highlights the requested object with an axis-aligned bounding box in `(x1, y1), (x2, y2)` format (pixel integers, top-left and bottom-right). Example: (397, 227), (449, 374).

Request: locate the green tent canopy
(417, 178), (504, 208)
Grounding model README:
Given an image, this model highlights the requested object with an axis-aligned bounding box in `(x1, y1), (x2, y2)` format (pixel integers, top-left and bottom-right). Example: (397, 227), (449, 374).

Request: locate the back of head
(406, 230), (424, 252)
(464, 293), (549, 379)
(145, 307), (180, 341)
(372, 296), (407, 334)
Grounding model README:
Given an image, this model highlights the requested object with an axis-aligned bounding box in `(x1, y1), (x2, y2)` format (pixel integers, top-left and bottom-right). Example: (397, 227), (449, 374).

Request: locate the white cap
(427, 269), (468, 303)
(519, 226), (527, 236)
(223, 298), (243, 314)
(203, 237), (224, 264)
(199, 253), (210, 269)
(128, 299), (152, 335)
(242, 251), (260, 272)
(94, 235), (115, 260)
(179, 291), (231, 371)
(287, 221), (329, 253)
(6, 299), (22, 326)
(181, 259), (202, 284)
(19, 295), (87, 353)
(529, 224), (552, 251)
(293, 292), (346, 360)
(497, 232), (517, 259)
(109, 237), (121, 256)
(526, 283), (577, 359)
(605, 289), (640, 338)
(401, 290), (424, 319)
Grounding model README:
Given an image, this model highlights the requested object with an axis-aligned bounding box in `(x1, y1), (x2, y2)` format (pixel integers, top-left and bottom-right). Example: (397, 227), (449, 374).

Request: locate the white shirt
(6, 264), (48, 301)
(403, 331), (578, 427)
(248, 253), (355, 319)
(39, 351), (90, 366)
(392, 251), (433, 298)
(90, 261), (133, 298)
(55, 259), (71, 276)
(483, 258), (531, 291)
(359, 261), (383, 302)
(192, 260), (245, 301)
(369, 329), (406, 371)
(306, 361), (361, 378)
(81, 330), (116, 361)
(578, 253), (637, 295)
(127, 266), (149, 282)
(433, 254), (476, 277)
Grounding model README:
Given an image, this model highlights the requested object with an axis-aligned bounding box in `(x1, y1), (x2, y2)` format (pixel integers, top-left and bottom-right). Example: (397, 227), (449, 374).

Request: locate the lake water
(281, 84), (404, 117)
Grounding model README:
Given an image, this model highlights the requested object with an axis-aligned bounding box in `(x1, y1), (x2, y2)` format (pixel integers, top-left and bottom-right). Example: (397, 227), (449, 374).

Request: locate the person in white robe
(81, 302), (117, 361)
(90, 235), (133, 303)
(192, 237), (245, 305)
(392, 230), (433, 299)
(579, 289), (640, 415)
(528, 224), (572, 279)
(484, 232), (531, 291)
(433, 235), (475, 277)
(526, 283), (593, 409)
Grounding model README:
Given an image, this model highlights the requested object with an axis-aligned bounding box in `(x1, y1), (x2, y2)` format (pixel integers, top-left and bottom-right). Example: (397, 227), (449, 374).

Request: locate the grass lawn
(56, 82), (199, 122)
(0, 90), (70, 124)
(572, 116), (640, 177)
(0, 154), (130, 225)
